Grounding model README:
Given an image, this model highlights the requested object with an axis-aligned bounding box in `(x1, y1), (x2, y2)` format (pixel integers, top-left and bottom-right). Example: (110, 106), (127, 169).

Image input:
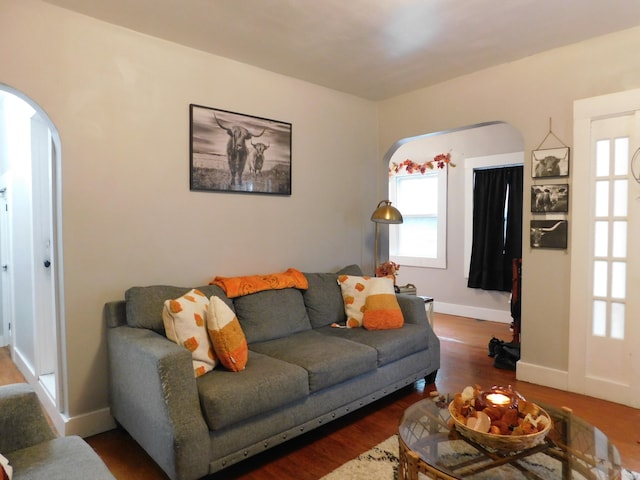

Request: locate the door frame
(0, 85), (67, 424)
(570, 87), (640, 408)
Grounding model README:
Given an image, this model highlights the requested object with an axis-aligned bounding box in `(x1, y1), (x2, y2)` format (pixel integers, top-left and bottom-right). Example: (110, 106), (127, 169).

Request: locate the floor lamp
(370, 200), (403, 271)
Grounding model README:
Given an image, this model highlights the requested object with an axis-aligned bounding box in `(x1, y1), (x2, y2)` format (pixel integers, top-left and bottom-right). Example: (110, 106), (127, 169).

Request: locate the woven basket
(448, 401), (551, 452)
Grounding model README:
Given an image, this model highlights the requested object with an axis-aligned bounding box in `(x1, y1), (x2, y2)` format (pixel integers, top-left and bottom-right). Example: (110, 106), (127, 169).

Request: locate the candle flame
(486, 393), (511, 406)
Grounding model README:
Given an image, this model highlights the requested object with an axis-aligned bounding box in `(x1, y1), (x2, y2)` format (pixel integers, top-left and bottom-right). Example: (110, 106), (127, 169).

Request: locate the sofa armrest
(0, 383), (55, 454)
(397, 294), (441, 378)
(107, 325), (209, 480)
(396, 294), (429, 325)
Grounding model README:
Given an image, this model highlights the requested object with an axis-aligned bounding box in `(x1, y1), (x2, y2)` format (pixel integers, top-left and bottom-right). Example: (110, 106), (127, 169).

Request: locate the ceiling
(42, 0), (640, 100)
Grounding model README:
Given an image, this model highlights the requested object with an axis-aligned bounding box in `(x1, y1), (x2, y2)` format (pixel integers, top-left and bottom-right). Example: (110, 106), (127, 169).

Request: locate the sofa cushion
(336, 264), (364, 276)
(162, 289), (216, 377)
(302, 272), (346, 329)
(233, 288), (312, 343)
(207, 296), (248, 372)
(250, 330), (377, 392)
(6, 436), (115, 480)
(196, 351), (309, 431)
(317, 323), (430, 367)
(125, 284), (230, 333)
(302, 265), (365, 329)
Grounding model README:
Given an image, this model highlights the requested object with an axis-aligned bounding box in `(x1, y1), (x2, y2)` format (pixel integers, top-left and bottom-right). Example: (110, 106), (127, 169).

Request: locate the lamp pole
(370, 200), (403, 273)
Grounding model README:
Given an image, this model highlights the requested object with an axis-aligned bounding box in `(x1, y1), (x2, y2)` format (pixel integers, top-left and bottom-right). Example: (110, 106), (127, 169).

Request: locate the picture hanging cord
(535, 117), (569, 151)
(632, 147), (640, 184)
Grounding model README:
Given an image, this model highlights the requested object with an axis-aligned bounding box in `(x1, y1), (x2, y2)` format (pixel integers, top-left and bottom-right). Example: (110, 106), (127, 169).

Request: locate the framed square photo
(531, 146), (570, 178)
(190, 104), (292, 195)
(531, 184), (569, 213)
(530, 220), (568, 249)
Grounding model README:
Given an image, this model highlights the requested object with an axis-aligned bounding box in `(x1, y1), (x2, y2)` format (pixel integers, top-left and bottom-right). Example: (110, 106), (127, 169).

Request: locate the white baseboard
(64, 407), (116, 437)
(434, 301), (512, 324)
(516, 361), (568, 391)
(12, 348), (115, 438)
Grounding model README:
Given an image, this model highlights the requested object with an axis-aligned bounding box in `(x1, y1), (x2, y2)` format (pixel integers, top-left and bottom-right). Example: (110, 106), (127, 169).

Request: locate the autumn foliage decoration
(389, 153), (455, 176)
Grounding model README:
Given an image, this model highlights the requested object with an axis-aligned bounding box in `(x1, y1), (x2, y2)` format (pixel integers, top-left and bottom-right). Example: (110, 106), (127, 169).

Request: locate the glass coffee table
(398, 394), (622, 480)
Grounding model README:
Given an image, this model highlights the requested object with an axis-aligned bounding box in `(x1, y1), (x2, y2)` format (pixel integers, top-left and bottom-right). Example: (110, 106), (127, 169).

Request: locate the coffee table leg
(398, 437), (419, 480)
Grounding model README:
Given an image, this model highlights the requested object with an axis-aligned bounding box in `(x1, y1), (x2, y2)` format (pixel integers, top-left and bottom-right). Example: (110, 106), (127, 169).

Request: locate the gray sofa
(0, 383), (115, 480)
(104, 266), (440, 480)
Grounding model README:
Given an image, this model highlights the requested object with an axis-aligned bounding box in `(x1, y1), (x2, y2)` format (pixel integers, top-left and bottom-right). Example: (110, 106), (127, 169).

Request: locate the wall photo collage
(530, 133), (570, 249)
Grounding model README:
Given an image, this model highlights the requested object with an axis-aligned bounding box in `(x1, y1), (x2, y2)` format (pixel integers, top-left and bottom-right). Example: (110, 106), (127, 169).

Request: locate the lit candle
(486, 393), (511, 406)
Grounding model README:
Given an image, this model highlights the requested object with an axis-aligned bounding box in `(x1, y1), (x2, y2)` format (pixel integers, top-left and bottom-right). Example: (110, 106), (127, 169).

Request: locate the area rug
(320, 435), (640, 480)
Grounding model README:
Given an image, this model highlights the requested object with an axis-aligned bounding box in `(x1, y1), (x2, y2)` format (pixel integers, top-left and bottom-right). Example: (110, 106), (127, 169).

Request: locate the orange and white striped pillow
(0, 453), (12, 480)
(207, 296), (248, 372)
(337, 275), (404, 329)
(162, 289), (216, 377)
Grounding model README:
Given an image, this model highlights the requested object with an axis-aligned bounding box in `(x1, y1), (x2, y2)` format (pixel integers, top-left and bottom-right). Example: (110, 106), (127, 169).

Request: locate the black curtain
(467, 166), (523, 292)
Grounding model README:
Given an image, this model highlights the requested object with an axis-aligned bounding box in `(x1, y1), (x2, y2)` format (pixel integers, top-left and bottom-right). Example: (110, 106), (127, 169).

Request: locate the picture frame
(530, 184), (569, 213)
(190, 104), (292, 195)
(530, 220), (568, 249)
(531, 146), (570, 178)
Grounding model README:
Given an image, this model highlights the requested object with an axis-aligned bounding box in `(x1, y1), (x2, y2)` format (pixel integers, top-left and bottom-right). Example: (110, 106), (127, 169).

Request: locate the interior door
(0, 181), (11, 348)
(570, 89), (640, 408)
(30, 112), (58, 401)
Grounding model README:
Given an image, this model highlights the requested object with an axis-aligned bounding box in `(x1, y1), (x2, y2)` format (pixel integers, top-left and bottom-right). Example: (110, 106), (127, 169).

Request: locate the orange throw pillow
(337, 275), (404, 329)
(162, 289), (216, 377)
(207, 296), (248, 372)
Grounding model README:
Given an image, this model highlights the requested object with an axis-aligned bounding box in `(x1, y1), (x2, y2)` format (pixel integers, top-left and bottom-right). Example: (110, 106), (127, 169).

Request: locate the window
(389, 167), (447, 269)
(592, 135), (629, 340)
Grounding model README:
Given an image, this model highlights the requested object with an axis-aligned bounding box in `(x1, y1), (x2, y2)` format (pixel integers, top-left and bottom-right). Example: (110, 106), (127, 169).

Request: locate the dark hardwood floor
(3, 313), (639, 479)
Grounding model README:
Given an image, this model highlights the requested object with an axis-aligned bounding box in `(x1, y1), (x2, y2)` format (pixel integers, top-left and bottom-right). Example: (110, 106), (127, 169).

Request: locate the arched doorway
(380, 121), (524, 323)
(0, 85), (65, 425)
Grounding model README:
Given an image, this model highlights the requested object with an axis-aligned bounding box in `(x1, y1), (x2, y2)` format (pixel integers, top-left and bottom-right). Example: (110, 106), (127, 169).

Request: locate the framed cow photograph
(531, 184), (569, 213)
(530, 220), (568, 249)
(190, 104), (292, 195)
(531, 146), (570, 178)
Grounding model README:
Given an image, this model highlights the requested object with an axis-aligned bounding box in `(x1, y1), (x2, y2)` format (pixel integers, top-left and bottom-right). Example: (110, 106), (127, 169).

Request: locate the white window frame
(388, 167), (448, 269)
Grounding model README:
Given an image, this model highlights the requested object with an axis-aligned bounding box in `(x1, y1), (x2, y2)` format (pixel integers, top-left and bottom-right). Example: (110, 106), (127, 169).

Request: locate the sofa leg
(424, 370), (437, 386)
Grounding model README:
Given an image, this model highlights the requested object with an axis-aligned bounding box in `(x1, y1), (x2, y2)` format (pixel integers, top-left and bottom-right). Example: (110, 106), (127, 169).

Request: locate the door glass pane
(614, 137), (629, 175)
(593, 261), (608, 297)
(595, 139), (610, 177)
(613, 179), (628, 217)
(610, 302), (625, 340)
(612, 221), (627, 258)
(611, 262), (626, 299)
(594, 181), (609, 217)
(592, 300), (607, 337)
(594, 221), (608, 257)
(398, 217), (437, 257)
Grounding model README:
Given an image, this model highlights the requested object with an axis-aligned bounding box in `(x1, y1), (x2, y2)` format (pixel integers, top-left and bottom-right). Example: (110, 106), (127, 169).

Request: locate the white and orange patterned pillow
(337, 275), (404, 329)
(162, 289), (216, 377)
(207, 296), (248, 372)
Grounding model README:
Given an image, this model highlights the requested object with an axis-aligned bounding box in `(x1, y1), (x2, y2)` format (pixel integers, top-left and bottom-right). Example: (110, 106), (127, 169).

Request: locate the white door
(0, 181), (12, 348)
(570, 89), (640, 408)
(30, 113), (58, 401)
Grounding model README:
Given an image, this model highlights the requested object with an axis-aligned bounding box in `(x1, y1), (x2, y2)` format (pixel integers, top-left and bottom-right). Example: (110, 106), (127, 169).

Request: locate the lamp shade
(371, 200), (403, 224)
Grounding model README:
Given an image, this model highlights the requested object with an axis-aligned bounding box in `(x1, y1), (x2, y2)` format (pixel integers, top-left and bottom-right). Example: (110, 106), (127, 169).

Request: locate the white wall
(378, 26), (640, 382)
(0, 0), (379, 433)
